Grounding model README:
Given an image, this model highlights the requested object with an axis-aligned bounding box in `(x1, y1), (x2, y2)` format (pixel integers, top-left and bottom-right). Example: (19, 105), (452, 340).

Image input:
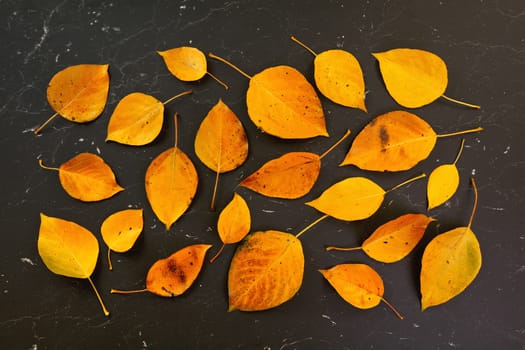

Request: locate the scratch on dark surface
(279, 337), (313, 350)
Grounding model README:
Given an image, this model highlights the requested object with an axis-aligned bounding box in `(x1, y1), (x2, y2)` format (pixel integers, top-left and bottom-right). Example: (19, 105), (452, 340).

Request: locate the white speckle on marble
(322, 314), (337, 326)
(29, 344), (38, 350)
(262, 209), (275, 213)
(503, 145), (510, 154)
(471, 168), (477, 176)
(413, 323), (420, 328)
(96, 147), (101, 154)
(21, 257), (36, 266)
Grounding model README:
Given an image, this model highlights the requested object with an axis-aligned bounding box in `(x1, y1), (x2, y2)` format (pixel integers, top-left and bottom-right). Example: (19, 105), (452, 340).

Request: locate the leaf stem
(437, 126), (483, 138)
(38, 159), (60, 171)
(452, 138), (465, 165)
(162, 90), (192, 105)
(87, 276), (110, 317)
(107, 248), (113, 271)
(173, 113), (179, 149)
(387, 173), (426, 193)
(290, 36), (318, 57)
(110, 288), (148, 295)
(209, 243), (226, 263)
(441, 94), (480, 109)
(381, 297), (404, 320)
(206, 71), (229, 90)
(208, 53), (252, 80)
(295, 214), (329, 239)
(467, 177), (479, 230)
(319, 129), (351, 160)
(34, 112), (59, 135)
(325, 245), (362, 252)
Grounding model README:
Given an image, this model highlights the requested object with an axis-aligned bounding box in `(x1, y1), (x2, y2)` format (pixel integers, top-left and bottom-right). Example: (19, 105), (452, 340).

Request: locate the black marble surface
(1, 1), (524, 349)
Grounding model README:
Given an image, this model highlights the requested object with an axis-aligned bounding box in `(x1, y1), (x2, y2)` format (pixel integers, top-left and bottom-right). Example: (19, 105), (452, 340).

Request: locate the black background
(1, 1), (524, 349)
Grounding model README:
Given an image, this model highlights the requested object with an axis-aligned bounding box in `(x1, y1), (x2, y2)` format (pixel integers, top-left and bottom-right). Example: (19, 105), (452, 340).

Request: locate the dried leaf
(340, 110), (483, 171)
(291, 36), (366, 111)
(111, 244), (211, 297)
(319, 263), (402, 318)
(38, 213), (109, 316)
(228, 230), (304, 311)
(209, 53), (328, 139)
(158, 47), (207, 81)
(194, 99), (248, 209)
(106, 90), (191, 146)
(101, 209), (144, 270)
(240, 130), (350, 199)
(145, 115), (198, 230)
(36, 64), (110, 134)
(210, 193), (251, 263)
(373, 48), (479, 109)
(306, 174), (426, 222)
(420, 178), (481, 310)
(328, 214), (435, 263)
(39, 153), (124, 202)
(427, 139), (465, 210)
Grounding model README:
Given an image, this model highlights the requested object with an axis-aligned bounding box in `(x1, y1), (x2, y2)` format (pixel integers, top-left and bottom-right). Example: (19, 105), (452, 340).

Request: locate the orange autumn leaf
(427, 139), (465, 210)
(420, 178), (482, 310)
(340, 110), (483, 171)
(158, 47), (228, 89)
(35, 64), (110, 134)
(38, 153), (124, 202)
(319, 263), (402, 318)
(209, 53), (328, 139)
(373, 48), (479, 109)
(306, 174), (426, 222)
(291, 36), (366, 111)
(327, 213), (435, 263)
(228, 230), (304, 311)
(106, 90), (191, 146)
(101, 209), (144, 270)
(38, 213), (109, 316)
(240, 130), (350, 199)
(194, 99), (248, 209)
(111, 244), (211, 297)
(145, 114), (198, 230)
(210, 193), (251, 263)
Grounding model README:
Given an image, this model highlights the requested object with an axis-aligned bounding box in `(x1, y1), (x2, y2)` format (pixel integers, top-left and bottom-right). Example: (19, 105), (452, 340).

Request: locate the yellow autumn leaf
(111, 244), (211, 297)
(101, 209), (144, 270)
(35, 64), (110, 134)
(427, 139), (465, 210)
(340, 110), (483, 171)
(38, 153), (124, 202)
(194, 99), (249, 209)
(210, 193), (251, 263)
(373, 48), (479, 109)
(106, 90), (191, 146)
(291, 36), (366, 111)
(240, 130), (350, 199)
(327, 214), (435, 263)
(306, 174), (426, 222)
(209, 53), (328, 139)
(145, 114), (198, 230)
(319, 263), (402, 318)
(420, 178), (481, 310)
(228, 230), (304, 311)
(38, 213), (109, 316)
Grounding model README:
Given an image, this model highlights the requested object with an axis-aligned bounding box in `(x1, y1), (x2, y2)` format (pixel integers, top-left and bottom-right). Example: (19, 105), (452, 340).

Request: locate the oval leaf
(47, 64), (110, 123)
(106, 92), (164, 146)
(101, 209), (144, 253)
(194, 99), (249, 173)
(320, 263), (383, 309)
(373, 48), (447, 108)
(217, 193), (251, 245)
(306, 177), (385, 221)
(38, 213), (99, 279)
(314, 49), (366, 111)
(158, 47), (207, 81)
(145, 147), (198, 230)
(427, 164), (460, 210)
(247, 65), (328, 139)
(228, 230), (304, 311)
(240, 152), (321, 199)
(146, 244), (211, 297)
(420, 226), (481, 310)
(363, 213), (435, 263)
(341, 110), (437, 171)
